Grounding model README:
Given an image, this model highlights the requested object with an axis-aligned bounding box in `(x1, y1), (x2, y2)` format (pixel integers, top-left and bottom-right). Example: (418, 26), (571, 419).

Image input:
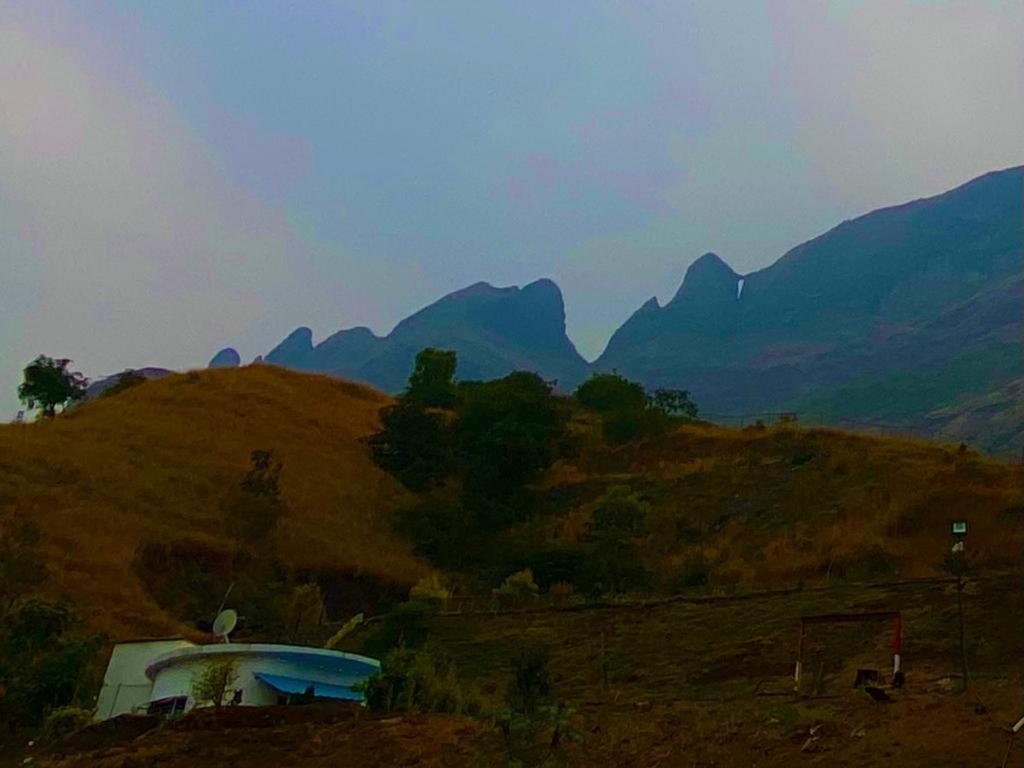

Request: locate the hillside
(0, 365), (427, 639)
(597, 166), (1023, 450)
(4, 365), (1021, 641)
(538, 420), (1023, 589)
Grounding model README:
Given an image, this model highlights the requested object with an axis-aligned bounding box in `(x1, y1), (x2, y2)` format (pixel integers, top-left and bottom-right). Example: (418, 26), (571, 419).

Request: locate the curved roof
(145, 643), (380, 680)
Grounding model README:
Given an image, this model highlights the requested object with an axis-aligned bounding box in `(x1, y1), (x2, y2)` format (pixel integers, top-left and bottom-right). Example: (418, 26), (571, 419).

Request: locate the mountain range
(211, 165), (1023, 452)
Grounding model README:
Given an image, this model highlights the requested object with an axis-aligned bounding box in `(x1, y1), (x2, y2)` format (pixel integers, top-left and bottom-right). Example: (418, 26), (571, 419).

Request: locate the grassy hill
(538, 419), (1023, 590)
(0, 365), (427, 639)
(2, 363), (1020, 641)
(4, 365), (1023, 765)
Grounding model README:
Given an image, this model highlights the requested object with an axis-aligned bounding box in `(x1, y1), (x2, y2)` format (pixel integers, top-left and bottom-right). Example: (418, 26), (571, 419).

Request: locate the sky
(2, 1), (1023, 414)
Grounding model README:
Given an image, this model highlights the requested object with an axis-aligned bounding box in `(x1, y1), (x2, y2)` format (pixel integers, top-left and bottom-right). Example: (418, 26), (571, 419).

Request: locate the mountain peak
(208, 348), (241, 368)
(670, 252), (740, 305)
(266, 327), (314, 367)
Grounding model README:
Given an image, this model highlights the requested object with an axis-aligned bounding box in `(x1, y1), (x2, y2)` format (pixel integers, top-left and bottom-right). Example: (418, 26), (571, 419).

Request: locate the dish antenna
(212, 609), (237, 643)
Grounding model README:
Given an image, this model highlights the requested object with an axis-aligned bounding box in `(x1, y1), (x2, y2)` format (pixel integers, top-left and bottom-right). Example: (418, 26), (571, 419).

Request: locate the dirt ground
(31, 576), (1024, 767)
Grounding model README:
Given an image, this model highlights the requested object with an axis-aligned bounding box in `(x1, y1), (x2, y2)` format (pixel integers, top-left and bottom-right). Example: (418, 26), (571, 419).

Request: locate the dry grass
(561, 419), (1023, 589)
(0, 366), (428, 639)
(2, 365), (1019, 640)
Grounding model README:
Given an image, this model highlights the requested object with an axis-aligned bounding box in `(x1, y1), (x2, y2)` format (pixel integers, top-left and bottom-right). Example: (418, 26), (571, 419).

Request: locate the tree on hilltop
(17, 356), (88, 418)
(405, 348), (458, 409)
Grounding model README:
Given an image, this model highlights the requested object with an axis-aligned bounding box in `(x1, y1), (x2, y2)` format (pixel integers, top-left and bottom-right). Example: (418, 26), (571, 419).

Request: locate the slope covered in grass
(532, 418), (1023, 591)
(0, 365), (427, 639)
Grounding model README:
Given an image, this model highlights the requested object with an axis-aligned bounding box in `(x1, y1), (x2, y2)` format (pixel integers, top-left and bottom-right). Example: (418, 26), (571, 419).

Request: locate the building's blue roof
(145, 643), (380, 680)
(253, 672), (363, 702)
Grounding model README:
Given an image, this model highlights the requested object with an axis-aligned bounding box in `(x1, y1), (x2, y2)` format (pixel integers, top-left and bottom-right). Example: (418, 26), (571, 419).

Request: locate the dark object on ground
(893, 671), (905, 688)
(864, 686), (893, 703)
(854, 669), (879, 687)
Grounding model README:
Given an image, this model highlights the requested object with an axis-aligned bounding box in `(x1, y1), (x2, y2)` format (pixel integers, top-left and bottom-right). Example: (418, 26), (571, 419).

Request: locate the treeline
(367, 348), (698, 592)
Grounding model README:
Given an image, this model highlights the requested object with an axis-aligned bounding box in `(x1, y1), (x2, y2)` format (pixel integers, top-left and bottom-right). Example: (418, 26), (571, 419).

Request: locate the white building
(96, 639), (380, 720)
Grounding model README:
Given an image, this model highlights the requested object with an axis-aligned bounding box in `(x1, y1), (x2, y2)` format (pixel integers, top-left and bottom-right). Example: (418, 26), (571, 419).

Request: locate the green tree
(457, 371), (571, 529)
(590, 486), (647, 539)
(17, 356), (88, 418)
(405, 348), (458, 409)
(574, 372), (647, 413)
(226, 450), (286, 543)
(366, 403), (455, 492)
(362, 647), (478, 715)
(0, 599), (102, 728)
(579, 487), (650, 596)
(0, 519), (48, 616)
(190, 658), (238, 709)
(508, 645), (551, 716)
(650, 388), (699, 419)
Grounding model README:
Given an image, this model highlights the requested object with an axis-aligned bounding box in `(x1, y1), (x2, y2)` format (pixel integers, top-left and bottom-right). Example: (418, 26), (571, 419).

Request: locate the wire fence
(699, 411), (1024, 464)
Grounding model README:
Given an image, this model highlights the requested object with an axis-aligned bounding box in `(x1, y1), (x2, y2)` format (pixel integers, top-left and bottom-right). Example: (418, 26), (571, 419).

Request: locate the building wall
(95, 639), (195, 720)
(149, 650), (368, 711)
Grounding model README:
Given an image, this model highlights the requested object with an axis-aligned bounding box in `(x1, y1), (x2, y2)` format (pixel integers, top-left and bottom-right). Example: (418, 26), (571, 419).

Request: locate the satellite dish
(212, 609), (237, 643)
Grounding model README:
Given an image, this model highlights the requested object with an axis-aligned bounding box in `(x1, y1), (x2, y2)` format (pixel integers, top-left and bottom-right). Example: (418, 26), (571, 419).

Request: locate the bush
(525, 547), (588, 592)
(603, 406), (669, 444)
(362, 647), (482, 715)
(40, 706), (94, 743)
(674, 552), (711, 590)
(0, 599), (103, 728)
(408, 574), (451, 607)
(580, 541), (650, 597)
(548, 582), (575, 606)
(508, 645), (552, 716)
(225, 449), (286, 544)
(574, 373), (647, 414)
(384, 599), (439, 649)
(590, 486), (647, 539)
(494, 569), (540, 610)
(191, 658), (239, 708)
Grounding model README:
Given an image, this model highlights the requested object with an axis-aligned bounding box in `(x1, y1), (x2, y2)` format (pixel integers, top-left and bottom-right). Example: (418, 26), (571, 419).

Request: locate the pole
(956, 560), (969, 691)
(795, 621), (805, 692)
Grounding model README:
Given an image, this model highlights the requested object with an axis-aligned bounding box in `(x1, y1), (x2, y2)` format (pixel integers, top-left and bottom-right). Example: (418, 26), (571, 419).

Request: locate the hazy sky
(2, 1), (1022, 413)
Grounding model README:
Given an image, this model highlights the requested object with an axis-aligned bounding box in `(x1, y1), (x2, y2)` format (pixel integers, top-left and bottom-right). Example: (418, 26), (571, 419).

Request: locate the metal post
(956, 567), (968, 691)
(893, 613), (903, 677)
(795, 621), (805, 691)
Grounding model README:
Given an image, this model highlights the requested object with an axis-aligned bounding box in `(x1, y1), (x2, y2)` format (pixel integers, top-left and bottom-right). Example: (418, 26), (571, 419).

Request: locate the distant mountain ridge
(594, 165), (1022, 450)
(260, 278), (589, 392)
(216, 165), (1022, 451)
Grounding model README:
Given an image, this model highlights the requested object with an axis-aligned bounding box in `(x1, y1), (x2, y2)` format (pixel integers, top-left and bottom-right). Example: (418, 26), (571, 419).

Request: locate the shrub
(574, 373), (647, 414)
(0, 599), (103, 728)
(525, 547), (588, 592)
(508, 645), (552, 716)
(191, 658), (239, 709)
(408, 574), (451, 607)
(225, 449), (286, 543)
(40, 706), (94, 743)
(383, 599), (439, 649)
(590, 486), (647, 539)
(362, 647), (482, 715)
(548, 581), (575, 606)
(674, 552), (711, 590)
(580, 541), (650, 597)
(494, 569), (540, 610)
